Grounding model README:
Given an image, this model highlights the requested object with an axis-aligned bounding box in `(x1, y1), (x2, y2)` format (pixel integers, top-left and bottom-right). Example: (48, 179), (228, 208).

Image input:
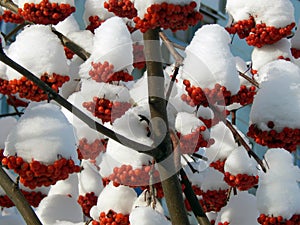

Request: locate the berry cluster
(1, 156), (81, 189)
(82, 97), (131, 123)
(291, 48), (300, 59)
(133, 1), (202, 33)
(6, 95), (29, 108)
(183, 185), (202, 211)
(18, 0), (75, 25)
(133, 44), (146, 69)
(92, 210), (130, 225)
(86, 16), (105, 33)
(247, 123), (300, 152)
(217, 222), (230, 225)
(64, 46), (75, 59)
(209, 160), (225, 173)
(182, 80), (232, 107)
(0, 190), (46, 208)
(89, 61), (133, 83)
(224, 172), (259, 191)
(106, 164), (160, 187)
(0, 10), (25, 24)
(230, 85), (257, 106)
(77, 138), (107, 160)
(257, 214), (300, 225)
(0, 78), (9, 95)
(200, 189), (229, 212)
(77, 192), (98, 217)
(177, 127), (214, 154)
(8, 73), (69, 102)
(104, 0), (137, 19)
(246, 23), (295, 48)
(226, 17), (255, 39)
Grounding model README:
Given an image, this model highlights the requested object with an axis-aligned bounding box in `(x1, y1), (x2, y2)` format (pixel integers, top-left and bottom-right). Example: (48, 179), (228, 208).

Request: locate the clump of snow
(183, 160), (207, 187)
(99, 139), (152, 178)
(135, 0), (201, 18)
(48, 173), (79, 198)
(224, 146), (258, 176)
(36, 194), (83, 225)
(251, 39), (294, 72)
(78, 160), (103, 196)
(226, 0), (295, 28)
(18, 0), (75, 8)
(129, 206), (171, 225)
(131, 190), (164, 215)
(4, 102), (79, 164)
(90, 182), (137, 218)
(201, 167), (229, 192)
(83, 0), (114, 26)
(215, 191), (259, 225)
(205, 122), (238, 163)
(54, 14), (80, 35)
(256, 148), (300, 219)
(250, 60), (300, 131)
(80, 17), (133, 79)
(196, 106), (214, 120)
(6, 25), (69, 80)
(181, 24), (240, 94)
(0, 117), (17, 149)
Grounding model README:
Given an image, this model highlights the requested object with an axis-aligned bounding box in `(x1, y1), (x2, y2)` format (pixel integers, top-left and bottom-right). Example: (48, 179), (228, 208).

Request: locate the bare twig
(0, 112), (24, 118)
(238, 71), (259, 88)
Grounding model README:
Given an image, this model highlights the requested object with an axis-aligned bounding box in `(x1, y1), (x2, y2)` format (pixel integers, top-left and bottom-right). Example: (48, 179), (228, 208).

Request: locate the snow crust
(250, 60), (300, 131)
(6, 25), (69, 80)
(224, 146), (258, 176)
(129, 206), (171, 225)
(4, 102), (78, 164)
(181, 24), (239, 94)
(226, 0), (295, 28)
(83, 0), (114, 25)
(0, 117), (17, 149)
(256, 148), (300, 219)
(215, 191), (259, 225)
(48, 173), (79, 198)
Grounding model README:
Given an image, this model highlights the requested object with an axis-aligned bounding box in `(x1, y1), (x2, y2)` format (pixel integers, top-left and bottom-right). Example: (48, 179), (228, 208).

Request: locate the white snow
(4, 102), (79, 165)
(48, 173), (79, 198)
(175, 112), (208, 136)
(0, 117), (17, 149)
(79, 17), (133, 79)
(226, 0), (295, 28)
(181, 24), (240, 94)
(224, 146), (258, 176)
(36, 194), (83, 225)
(129, 206), (171, 225)
(83, 0), (114, 26)
(78, 160), (103, 196)
(54, 15), (80, 35)
(256, 148), (300, 219)
(183, 160), (207, 187)
(91, 182), (137, 217)
(250, 60), (300, 131)
(201, 167), (229, 192)
(135, 0), (201, 18)
(6, 25), (69, 80)
(215, 191), (260, 225)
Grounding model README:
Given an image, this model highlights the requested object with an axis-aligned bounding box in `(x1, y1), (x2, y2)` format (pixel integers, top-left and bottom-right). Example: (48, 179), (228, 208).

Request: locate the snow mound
(0, 117), (17, 149)
(129, 206), (171, 225)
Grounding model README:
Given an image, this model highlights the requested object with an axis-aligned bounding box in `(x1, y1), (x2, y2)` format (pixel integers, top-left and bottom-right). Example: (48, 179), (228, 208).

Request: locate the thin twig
(6, 95), (22, 117)
(0, 112), (24, 118)
(166, 66), (179, 102)
(238, 71), (259, 88)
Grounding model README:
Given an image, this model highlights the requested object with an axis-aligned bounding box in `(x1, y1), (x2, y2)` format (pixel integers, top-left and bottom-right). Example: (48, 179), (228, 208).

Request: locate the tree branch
(238, 71), (259, 88)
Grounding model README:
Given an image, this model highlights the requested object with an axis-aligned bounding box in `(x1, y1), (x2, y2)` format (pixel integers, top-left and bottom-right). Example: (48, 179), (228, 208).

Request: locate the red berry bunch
(0, 190), (46, 208)
(18, 0), (75, 25)
(77, 192), (98, 217)
(92, 210), (130, 225)
(177, 127), (214, 154)
(64, 46), (75, 59)
(1, 156), (80, 189)
(200, 189), (229, 212)
(0, 78), (9, 95)
(77, 138), (108, 160)
(247, 123), (300, 152)
(183, 185), (202, 211)
(106, 164), (160, 187)
(89, 61), (133, 83)
(291, 48), (300, 59)
(223, 172), (259, 191)
(257, 214), (300, 225)
(104, 0), (137, 19)
(133, 44), (145, 69)
(246, 22), (295, 48)
(8, 73), (69, 102)
(0, 10), (25, 24)
(226, 17), (255, 39)
(182, 80), (232, 107)
(0, 149), (4, 162)
(6, 95), (29, 108)
(217, 222), (230, 225)
(133, 1), (202, 33)
(86, 16), (105, 33)
(230, 85), (257, 106)
(82, 97), (131, 123)
(209, 160), (225, 174)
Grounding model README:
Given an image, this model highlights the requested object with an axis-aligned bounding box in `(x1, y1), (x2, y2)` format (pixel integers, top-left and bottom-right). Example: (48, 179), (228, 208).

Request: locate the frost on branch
(248, 60), (300, 152)
(256, 148), (300, 224)
(2, 102), (80, 188)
